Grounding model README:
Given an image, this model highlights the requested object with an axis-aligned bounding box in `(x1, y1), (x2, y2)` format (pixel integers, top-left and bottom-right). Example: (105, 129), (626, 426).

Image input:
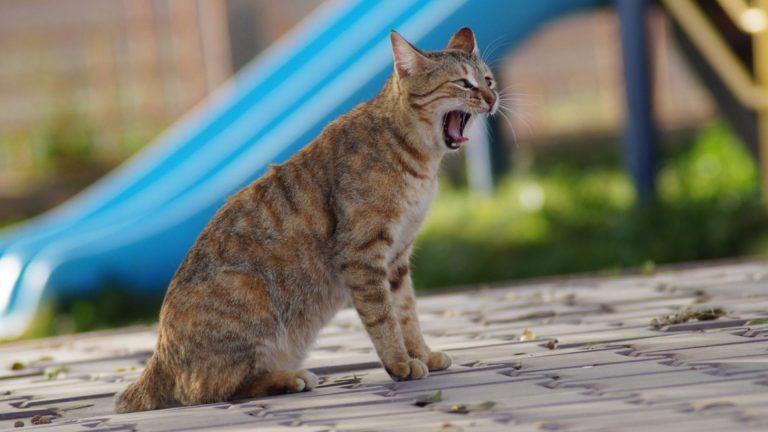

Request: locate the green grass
(412, 123), (767, 289)
(16, 285), (165, 340)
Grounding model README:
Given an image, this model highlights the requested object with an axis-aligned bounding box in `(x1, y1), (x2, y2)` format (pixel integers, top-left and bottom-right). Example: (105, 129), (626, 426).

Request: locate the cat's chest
(390, 178), (437, 255)
(403, 179), (436, 223)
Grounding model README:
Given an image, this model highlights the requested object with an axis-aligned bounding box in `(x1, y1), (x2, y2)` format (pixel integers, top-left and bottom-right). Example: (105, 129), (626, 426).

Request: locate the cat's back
(170, 97), (425, 288)
(167, 130), (340, 291)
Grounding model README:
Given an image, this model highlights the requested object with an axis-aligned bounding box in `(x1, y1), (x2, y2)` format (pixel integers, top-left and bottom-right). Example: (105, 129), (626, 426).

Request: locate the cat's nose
(484, 95), (496, 109)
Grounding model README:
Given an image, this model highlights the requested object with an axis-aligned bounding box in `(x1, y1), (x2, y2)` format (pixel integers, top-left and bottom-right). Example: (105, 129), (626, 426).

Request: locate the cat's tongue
(446, 111), (468, 144)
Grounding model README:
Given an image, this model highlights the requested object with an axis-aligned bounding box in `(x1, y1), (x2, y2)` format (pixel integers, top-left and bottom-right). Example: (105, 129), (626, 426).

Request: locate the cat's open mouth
(443, 110), (471, 150)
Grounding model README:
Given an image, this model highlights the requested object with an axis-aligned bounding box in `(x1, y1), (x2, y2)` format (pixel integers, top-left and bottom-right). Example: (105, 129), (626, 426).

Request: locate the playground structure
(0, 0), (766, 339)
(663, 0), (768, 199)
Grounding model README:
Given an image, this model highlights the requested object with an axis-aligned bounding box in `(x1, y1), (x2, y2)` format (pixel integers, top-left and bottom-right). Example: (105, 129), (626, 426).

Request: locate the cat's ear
(447, 27), (478, 56)
(390, 30), (430, 77)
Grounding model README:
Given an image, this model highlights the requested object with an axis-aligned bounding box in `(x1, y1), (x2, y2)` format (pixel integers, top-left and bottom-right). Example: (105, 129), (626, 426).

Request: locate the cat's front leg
(338, 230), (428, 381)
(389, 247), (451, 372)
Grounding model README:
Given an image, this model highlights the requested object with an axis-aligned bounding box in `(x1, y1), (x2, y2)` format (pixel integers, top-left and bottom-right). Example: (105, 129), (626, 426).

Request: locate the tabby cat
(116, 27), (498, 413)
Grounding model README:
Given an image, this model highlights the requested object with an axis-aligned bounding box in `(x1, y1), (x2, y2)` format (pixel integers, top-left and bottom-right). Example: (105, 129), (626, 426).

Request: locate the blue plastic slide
(0, 0), (602, 339)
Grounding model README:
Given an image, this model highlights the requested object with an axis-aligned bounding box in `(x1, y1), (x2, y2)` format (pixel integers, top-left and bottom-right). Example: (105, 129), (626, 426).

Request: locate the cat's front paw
(297, 370), (319, 391)
(384, 358), (429, 381)
(426, 351), (451, 371)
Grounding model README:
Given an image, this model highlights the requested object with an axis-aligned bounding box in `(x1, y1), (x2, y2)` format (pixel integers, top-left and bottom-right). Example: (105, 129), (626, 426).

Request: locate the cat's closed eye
(453, 78), (475, 90)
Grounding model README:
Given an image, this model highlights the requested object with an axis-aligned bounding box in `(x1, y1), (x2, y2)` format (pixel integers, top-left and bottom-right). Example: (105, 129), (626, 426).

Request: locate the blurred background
(0, 0), (766, 340)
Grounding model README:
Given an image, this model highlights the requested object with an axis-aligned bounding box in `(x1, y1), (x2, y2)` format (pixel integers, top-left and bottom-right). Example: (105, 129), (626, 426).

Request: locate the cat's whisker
(502, 110), (534, 142)
(497, 96), (528, 105)
(504, 108), (533, 136)
(498, 87), (540, 99)
(497, 99), (530, 113)
(494, 109), (519, 148)
(495, 93), (535, 139)
(487, 60), (505, 72)
(497, 100), (533, 130)
(479, 115), (494, 137)
(481, 37), (513, 65)
(486, 45), (517, 68)
(497, 83), (536, 94)
(497, 90), (541, 111)
(480, 35), (504, 61)
(498, 95), (541, 104)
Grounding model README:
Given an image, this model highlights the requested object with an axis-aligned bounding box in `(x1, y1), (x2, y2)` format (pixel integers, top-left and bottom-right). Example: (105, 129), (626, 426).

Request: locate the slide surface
(0, 0), (602, 338)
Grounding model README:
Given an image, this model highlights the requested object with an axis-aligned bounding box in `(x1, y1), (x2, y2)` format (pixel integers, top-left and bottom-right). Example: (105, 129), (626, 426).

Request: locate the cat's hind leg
(233, 370), (318, 399)
(166, 269), (293, 405)
(174, 361), (251, 407)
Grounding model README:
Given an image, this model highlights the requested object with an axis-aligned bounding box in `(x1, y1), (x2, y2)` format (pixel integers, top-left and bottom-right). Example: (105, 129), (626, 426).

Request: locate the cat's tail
(115, 356), (174, 413)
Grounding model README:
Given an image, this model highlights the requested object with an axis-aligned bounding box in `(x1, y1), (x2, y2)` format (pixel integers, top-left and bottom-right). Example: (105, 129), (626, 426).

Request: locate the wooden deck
(2, 260), (768, 431)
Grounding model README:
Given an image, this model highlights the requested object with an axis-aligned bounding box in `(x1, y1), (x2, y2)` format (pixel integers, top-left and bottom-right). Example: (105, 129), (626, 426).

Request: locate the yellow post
(665, 0), (768, 202)
(755, 0), (768, 203)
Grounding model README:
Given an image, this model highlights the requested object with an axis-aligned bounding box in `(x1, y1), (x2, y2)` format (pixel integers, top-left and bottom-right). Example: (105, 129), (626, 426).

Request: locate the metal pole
(466, 117), (494, 195)
(616, 0), (658, 203)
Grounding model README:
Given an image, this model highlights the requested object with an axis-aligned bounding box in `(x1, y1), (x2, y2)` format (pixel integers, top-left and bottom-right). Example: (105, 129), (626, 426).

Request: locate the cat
(116, 27), (498, 413)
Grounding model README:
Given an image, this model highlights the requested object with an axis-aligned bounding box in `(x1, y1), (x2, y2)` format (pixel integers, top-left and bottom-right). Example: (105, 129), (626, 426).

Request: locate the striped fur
(116, 27), (496, 413)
